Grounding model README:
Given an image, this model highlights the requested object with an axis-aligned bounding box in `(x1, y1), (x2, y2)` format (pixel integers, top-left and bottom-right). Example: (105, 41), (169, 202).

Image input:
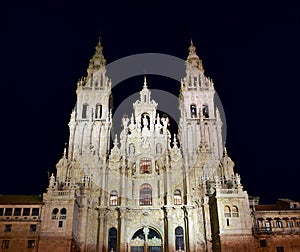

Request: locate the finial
(189, 39), (196, 54)
(113, 134), (118, 147)
(143, 75), (148, 88)
(224, 146), (228, 156)
(63, 143), (67, 157)
(98, 35), (102, 46)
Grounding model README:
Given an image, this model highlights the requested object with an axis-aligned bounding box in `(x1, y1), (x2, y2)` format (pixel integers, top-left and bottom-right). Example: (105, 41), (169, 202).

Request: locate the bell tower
(67, 37), (112, 164)
(39, 38), (113, 252)
(178, 41), (223, 163)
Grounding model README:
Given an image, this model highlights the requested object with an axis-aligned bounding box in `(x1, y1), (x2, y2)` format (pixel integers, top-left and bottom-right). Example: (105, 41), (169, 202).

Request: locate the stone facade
(37, 39), (254, 252)
(1, 39), (300, 252)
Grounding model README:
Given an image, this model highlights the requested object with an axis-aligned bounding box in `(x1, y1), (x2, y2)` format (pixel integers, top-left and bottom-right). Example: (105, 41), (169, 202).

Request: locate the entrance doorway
(130, 227), (162, 252)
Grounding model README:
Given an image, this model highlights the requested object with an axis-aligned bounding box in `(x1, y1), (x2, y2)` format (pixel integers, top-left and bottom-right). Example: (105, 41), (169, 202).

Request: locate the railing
(218, 189), (239, 195)
(254, 226), (300, 235)
(253, 227), (272, 234)
(0, 215), (40, 221)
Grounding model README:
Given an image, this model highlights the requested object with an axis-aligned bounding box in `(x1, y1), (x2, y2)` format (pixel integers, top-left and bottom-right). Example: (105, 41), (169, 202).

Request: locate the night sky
(1, 1), (299, 204)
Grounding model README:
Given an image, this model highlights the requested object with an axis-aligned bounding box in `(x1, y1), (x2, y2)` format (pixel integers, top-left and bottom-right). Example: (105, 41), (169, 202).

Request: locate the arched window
(190, 104), (197, 118)
(202, 104), (209, 118)
(265, 220), (271, 231)
(224, 206), (231, 217)
(140, 184), (152, 206)
(82, 104), (89, 119)
(287, 220), (293, 228)
(276, 220), (282, 228)
(174, 190), (182, 205)
(175, 226), (184, 251)
(108, 227), (117, 252)
(232, 206), (239, 217)
(95, 104), (102, 119)
(110, 190), (118, 206)
(140, 158), (152, 174)
(60, 208), (67, 219)
(51, 208), (59, 220)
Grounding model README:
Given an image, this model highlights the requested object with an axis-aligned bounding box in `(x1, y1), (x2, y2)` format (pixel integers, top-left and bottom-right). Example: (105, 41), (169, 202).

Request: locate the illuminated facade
(1, 39), (300, 252)
(38, 39), (254, 252)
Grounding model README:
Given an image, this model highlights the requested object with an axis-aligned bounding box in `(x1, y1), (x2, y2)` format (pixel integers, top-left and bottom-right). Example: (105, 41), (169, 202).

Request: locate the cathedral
(38, 38), (255, 252)
(1, 39), (300, 252)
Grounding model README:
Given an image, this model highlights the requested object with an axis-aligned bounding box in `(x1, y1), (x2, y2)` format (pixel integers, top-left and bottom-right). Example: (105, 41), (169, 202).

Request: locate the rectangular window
(4, 208), (12, 216)
(4, 224), (12, 232)
(140, 158), (152, 174)
(276, 247), (284, 252)
(259, 239), (267, 247)
(30, 224), (37, 232)
(31, 208), (39, 216)
(58, 221), (63, 228)
(13, 208), (21, 216)
(0, 208), (4, 216)
(1, 240), (9, 249)
(23, 208), (30, 216)
(27, 240), (35, 249)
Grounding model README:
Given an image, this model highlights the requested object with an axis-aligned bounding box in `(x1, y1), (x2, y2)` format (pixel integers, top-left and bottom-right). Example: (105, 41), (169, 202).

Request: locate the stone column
(119, 208), (127, 252)
(165, 208), (175, 252)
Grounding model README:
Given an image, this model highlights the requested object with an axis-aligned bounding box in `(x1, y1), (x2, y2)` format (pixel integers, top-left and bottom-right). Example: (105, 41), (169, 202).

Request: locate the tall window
(1, 240), (9, 249)
(82, 104), (89, 119)
(174, 190), (182, 205)
(232, 206), (239, 217)
(60, 208), (67, 219)
(140, 183), (152, 205)
(224, 206), (231, 218)
(265, 220), (271, 231)
(287, 221), (293, 227)
(140, 158), (152, 174)
(175, 226), (184, 250)
(110, 190), (118, 206)
(95, 104), (102, 119)
(108, 227), (117, 252)
(51, 208), (59, 220)
(202, 104), (209, 118)
(190, 104), (197, 118)
(276, 220), (282, 228)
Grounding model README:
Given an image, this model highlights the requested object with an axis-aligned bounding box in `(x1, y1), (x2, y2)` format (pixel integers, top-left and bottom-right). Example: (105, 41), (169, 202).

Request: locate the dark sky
(1, 1), (299, 204)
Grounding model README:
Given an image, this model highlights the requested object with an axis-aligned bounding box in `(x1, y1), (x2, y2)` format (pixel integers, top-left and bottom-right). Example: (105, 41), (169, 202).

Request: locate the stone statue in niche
(129, 144), (135, 155)
(156, 143), (162, 154)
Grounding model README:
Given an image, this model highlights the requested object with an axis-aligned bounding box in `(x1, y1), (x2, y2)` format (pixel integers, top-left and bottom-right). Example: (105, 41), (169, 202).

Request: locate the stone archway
(130, 227), (162, 252)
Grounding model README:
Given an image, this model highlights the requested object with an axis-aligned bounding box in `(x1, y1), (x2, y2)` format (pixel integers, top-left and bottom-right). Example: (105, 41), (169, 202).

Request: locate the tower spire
(187, 40), (204, 72)
(87, 36), (106, 77)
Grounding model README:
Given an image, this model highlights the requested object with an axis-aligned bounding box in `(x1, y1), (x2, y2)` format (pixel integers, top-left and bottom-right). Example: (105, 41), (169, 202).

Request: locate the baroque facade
(1, 39), (300, 252)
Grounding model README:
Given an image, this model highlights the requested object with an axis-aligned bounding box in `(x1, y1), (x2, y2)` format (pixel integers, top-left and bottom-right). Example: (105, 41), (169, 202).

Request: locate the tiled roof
(0, 195), (42, 205)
